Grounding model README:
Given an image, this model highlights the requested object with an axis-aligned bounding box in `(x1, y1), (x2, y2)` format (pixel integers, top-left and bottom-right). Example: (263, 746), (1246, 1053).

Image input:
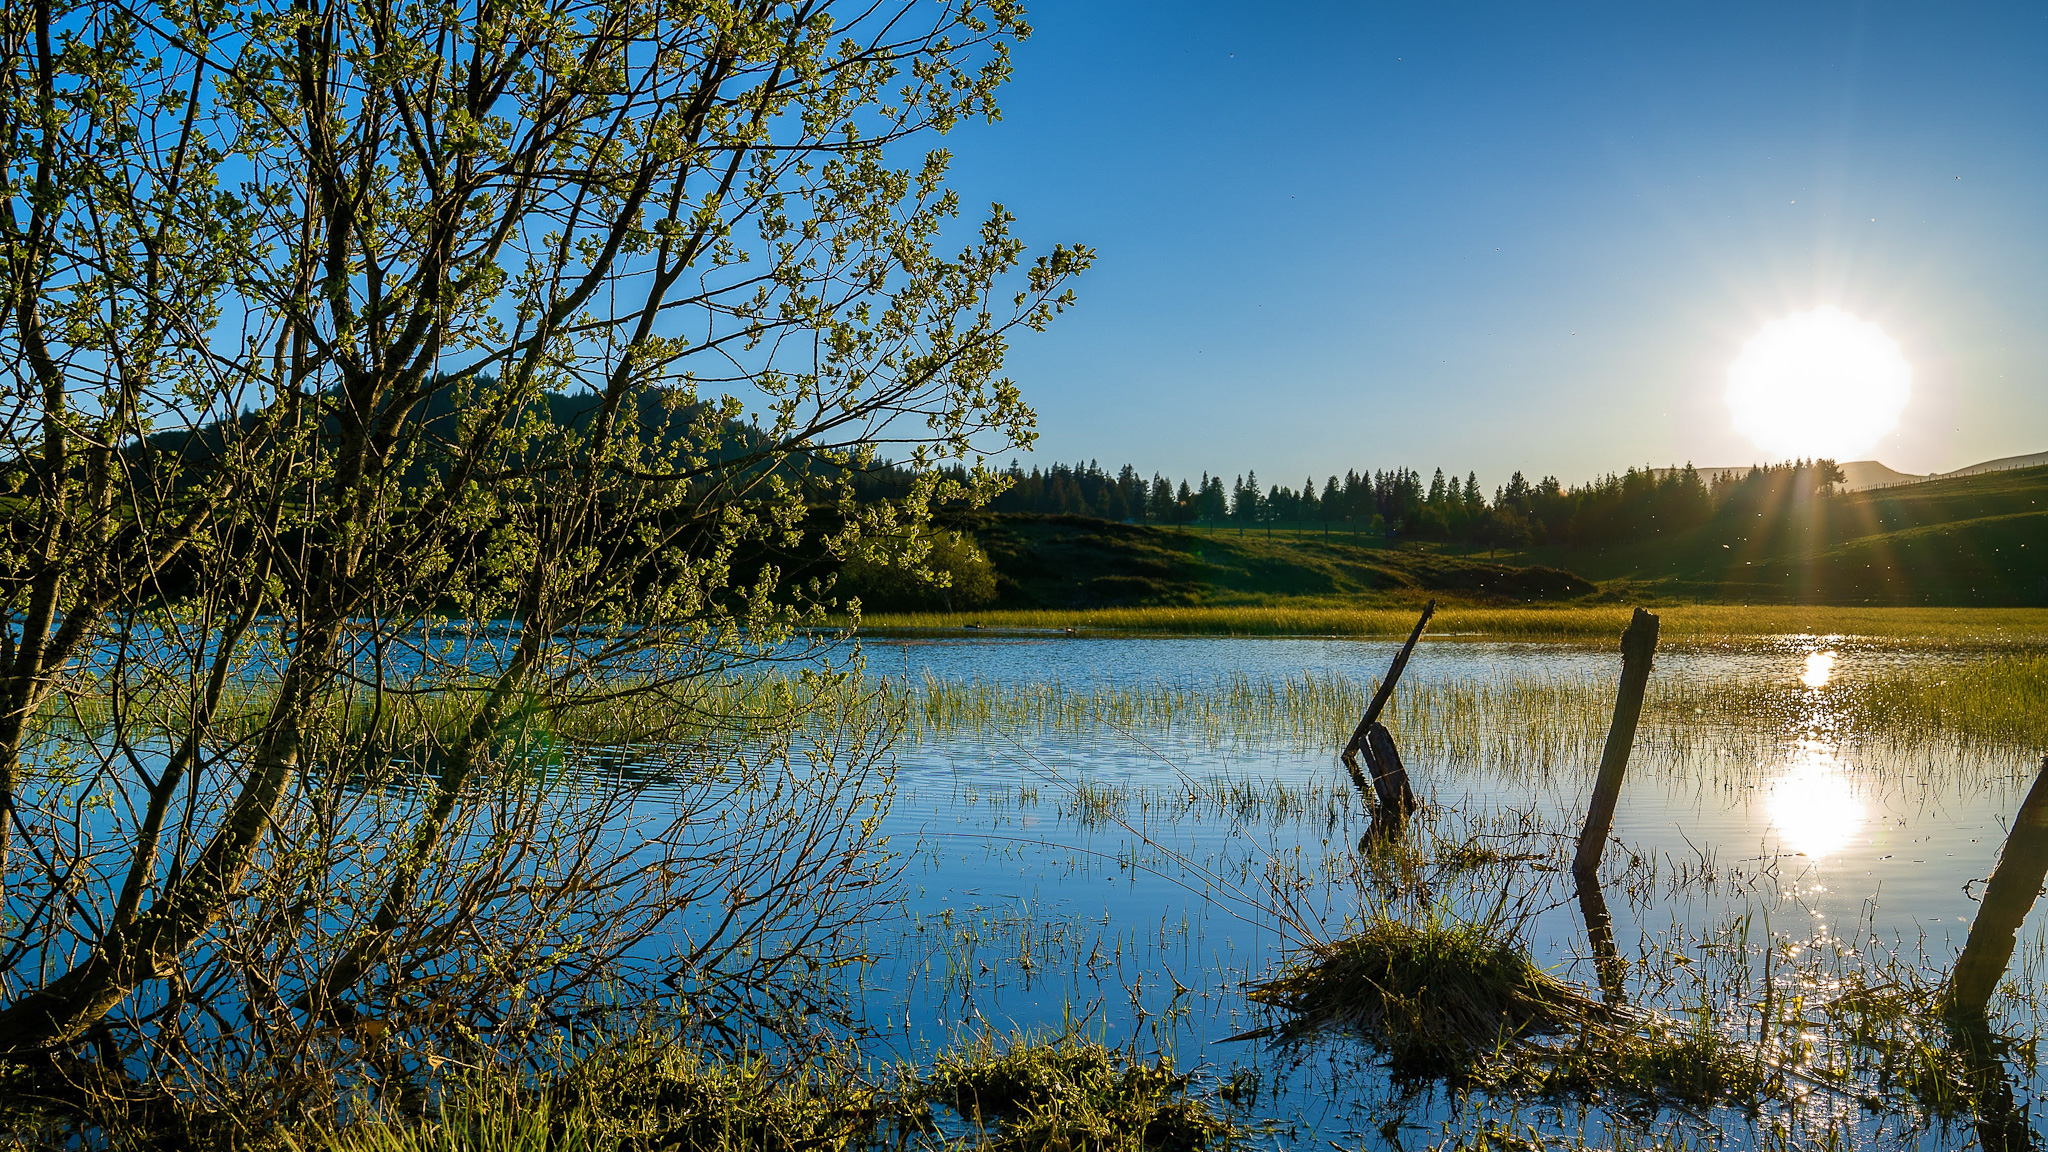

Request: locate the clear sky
(938, 1), (2048, 490)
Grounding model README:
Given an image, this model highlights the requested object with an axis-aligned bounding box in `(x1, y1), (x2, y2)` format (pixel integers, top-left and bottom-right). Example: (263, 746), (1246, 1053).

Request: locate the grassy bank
(856, 604), (2048, 644)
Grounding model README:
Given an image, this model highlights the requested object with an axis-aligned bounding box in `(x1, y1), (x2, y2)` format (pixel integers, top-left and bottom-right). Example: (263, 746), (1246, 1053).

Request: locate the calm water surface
(836, 633), (2045, 1147)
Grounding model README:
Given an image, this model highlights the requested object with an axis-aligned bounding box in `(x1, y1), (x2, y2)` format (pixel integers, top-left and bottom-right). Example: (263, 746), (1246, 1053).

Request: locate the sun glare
(1725, 307), (1911, 461)
(1766, 741), (1865, 858)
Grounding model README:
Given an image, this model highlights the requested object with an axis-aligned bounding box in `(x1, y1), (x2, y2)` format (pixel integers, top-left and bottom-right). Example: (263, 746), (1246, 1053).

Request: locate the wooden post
(1341, 600), (1435, 807)
(1570, 608), (1660, 879)
(1949, 757), (2048, 1018)
(1348, 723), (1420, 844)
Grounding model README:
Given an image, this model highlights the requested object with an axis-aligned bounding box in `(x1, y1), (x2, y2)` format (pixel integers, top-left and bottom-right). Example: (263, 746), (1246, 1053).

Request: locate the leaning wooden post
(1948, 757), (2048, 1018)
(1342, 600), (1435, 827)
(1570, 608), (1660, 879)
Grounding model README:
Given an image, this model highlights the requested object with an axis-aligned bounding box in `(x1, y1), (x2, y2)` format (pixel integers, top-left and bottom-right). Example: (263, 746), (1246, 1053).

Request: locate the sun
(1725, 307), (1911, 461)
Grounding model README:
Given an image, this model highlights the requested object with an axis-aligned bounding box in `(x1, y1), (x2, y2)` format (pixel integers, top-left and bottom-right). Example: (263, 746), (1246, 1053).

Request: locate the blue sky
(936, 1), (2048, 489)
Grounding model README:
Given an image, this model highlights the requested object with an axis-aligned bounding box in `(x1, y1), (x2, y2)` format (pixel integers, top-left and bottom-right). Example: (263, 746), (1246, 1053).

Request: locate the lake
(834, 630), (2046, 1148)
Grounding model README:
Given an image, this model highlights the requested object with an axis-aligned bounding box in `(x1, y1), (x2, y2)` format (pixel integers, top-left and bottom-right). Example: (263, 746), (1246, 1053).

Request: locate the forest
(893, 457), (1851, 549)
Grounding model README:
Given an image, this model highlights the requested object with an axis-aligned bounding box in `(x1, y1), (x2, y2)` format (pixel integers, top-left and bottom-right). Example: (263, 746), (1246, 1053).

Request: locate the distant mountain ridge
(1655, 450), (2048, 492)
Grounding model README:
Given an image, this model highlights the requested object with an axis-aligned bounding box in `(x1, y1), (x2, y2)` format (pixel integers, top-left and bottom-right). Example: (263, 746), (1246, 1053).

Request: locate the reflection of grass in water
(858, 604), (2048, 643)
(1068, 780), (1129, 826)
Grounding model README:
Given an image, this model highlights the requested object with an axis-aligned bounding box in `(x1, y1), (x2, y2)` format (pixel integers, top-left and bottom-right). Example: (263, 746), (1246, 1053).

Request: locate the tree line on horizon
(912, 457), (1851, 549)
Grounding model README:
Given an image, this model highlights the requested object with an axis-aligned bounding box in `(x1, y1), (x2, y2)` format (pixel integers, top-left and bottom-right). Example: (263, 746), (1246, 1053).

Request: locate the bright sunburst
(1725, 307), (1911, 461)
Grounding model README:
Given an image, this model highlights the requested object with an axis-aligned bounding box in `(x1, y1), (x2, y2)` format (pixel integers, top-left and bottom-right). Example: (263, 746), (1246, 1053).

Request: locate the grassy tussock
(925, 1034), (1232, 1151)
(854, 604), (2048, 643)
(1247, 907), (1601, 1077)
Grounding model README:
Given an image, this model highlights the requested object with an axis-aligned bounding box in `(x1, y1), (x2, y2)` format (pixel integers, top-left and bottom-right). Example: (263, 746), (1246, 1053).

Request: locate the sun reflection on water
(1800, 650), (1837, 688)
(1766, 740), (1865, 858)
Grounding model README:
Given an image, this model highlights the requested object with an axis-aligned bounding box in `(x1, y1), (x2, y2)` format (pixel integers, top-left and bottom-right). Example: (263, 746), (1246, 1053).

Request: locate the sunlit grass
(852, 604), (2048, 644)
(894, 653), (2048, 767)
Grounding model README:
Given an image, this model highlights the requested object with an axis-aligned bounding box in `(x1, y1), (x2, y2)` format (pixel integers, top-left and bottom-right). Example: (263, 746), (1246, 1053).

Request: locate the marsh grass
(854, 605), (2048, 644)
(29, 669), (886, 768)
(295, 1040), (895, 1152)
(924, 1032), (1234, 1151)
(897, 654), (2048, 770)
(289, 1029), (1234, 1152)
(1246, 904), (1603, 1078)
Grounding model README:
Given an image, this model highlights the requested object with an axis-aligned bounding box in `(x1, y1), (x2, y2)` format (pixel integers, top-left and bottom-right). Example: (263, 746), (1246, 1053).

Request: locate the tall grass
(897, 654), (2048, 766)
(854, 604), (2048, 644)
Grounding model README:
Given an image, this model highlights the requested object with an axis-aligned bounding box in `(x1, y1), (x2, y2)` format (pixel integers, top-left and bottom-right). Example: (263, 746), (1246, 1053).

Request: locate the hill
(1526, 463), (2048, 605)
(935, 464), (2048, 611)
(1940, 450), (2048, 480)
(949, 513), (1596, 609)
(1657, 450), (2048, 493)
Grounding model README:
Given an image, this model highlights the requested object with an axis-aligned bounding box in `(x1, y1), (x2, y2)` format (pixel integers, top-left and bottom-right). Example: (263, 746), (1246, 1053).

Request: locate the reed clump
(296, 1045), (892, 1152)
(1247, 909), (1601, 1078)
(924, 1033), (1232, 1152)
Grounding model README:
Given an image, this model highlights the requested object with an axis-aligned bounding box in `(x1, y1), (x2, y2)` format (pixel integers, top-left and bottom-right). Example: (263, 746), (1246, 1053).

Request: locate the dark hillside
(956, 514), (1595, 609)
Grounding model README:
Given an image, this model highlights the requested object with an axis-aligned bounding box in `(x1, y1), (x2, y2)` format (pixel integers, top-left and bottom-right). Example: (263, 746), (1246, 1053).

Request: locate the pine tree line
(920, 458), (1849, 548)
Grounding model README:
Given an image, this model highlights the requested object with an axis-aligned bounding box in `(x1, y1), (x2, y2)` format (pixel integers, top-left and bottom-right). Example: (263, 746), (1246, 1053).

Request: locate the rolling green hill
(941, 513), (1595, 609)
(1535, 463), (2048, 605)
(931, 464), (2048, 610)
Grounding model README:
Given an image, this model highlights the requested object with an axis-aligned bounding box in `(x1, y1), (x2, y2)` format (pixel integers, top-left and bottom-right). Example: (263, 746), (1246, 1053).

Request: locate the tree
(1234, 471), (1260, 525)
(1200, 474), (1227, 522)
(0, 0), (1086, 1109)
(1148, 474), (1175, 523)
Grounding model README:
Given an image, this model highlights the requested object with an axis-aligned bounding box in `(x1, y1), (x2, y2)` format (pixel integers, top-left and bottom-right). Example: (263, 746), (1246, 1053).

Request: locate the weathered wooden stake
(1363, 724), (1418, 817)
(1342, 600), (1434, 831)
(1570, 607), (1660, 879)
(1948, 756), (2048, 1018)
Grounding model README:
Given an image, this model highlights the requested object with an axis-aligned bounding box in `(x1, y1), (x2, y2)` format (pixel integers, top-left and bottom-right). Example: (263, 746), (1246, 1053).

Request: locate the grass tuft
(1247, 907), (1600, 1078)
(924, 1033), (1233, 1151)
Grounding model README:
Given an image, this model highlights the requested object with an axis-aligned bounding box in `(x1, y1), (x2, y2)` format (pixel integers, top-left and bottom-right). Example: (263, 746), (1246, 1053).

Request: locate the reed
(894, 654), (2048, 772)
